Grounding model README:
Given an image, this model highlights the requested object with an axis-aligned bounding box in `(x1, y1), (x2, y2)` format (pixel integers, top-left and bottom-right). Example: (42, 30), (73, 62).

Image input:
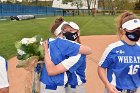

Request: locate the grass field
(0, 15), (117, 59)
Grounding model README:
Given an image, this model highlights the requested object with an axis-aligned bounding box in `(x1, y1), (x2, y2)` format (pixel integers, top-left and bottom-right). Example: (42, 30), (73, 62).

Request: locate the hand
(106, 84), (121, 93)
(24, 57), (39, 71)
(43, 41), (49, 52)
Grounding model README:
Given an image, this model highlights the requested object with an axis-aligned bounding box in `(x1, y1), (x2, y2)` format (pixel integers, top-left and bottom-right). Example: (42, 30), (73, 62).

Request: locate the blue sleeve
(99, 50), (115, 69)
(100, 57), (114, 69)
(69, 55), (86, 73)
(56, 38), (80, 57)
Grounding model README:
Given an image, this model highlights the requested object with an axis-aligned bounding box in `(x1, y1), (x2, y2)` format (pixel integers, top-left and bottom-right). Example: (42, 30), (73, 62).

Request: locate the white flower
(29, 37), (36, 44)
(15, 35), (44, 62)
(20, 37), (36, 45)
(17, 49), (26, 56)
(40, 42), (43, 45)
(20, 38), (30, 45)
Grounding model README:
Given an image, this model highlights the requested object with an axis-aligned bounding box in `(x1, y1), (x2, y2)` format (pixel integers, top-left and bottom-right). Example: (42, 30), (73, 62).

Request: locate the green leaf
(22, 54), (31, 60)
(15, 35), (44, 61)
(35, 35), (42, 42)
(17, 54), (23, 60)
(38, 45), (44, 60)
(15, 41), (22, 49)
(32, 43), (39, 53)
(20, 45), (29, 53)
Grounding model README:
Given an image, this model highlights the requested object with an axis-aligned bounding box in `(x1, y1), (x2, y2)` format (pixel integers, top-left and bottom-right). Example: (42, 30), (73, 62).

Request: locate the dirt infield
(8, 35), (120, 93)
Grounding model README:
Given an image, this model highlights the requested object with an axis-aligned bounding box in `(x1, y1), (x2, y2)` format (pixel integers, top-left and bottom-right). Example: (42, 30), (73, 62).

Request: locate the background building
(52, 0), (98, 9)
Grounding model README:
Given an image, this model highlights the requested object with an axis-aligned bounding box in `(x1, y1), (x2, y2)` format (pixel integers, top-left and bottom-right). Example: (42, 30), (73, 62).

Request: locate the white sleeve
(0, 58), (9, 88)
(61, 54), (81, 70)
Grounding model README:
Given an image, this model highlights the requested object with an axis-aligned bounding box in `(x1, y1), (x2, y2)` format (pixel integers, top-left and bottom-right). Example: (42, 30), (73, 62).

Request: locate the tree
(62, 0), (83, 15)
(98, 0), (136, 15)
(86, 0), (97, 15)
(135, 0), (140, 10)
(112, 0), (136, 10)
(62, 0), (98, 15)
(98, 0), (107, 15)
(71, 0), (83, 15)
(92, 0), (97, 16)
(62, 0), (73, 4)
(86, 0), (92, 15)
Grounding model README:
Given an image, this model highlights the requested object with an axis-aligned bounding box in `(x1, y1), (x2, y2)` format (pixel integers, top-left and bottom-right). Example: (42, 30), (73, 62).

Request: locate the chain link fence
(0, 3), (140, 19)
(0, 3), (63, 18)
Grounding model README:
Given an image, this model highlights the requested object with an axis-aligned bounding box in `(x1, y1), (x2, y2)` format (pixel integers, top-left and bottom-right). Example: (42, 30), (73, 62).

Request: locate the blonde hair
(116, 11), (138, 38)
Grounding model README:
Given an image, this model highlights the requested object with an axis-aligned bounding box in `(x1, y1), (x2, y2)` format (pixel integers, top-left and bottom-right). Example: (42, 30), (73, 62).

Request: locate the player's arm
(56, 39), (92, 56)
(97, 66), (110, 90)
(79, 45), (92, 55)
(97, 66), (120, 93)
(45, 54), (81, 76)
(44, 51), (67, 76)
(0, 87), (9, 93)
(98, 45), (121, 93)
(44, 41), (81, 76)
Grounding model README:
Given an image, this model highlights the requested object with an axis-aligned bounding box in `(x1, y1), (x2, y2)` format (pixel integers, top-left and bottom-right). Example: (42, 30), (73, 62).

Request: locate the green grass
(65, 15), (117, 35)
(0, 15), (117, 59)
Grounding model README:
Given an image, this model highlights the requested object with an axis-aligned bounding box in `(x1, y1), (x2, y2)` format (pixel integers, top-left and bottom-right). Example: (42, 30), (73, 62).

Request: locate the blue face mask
(125, 29), (140, 41)
(63, 32), (78, 41)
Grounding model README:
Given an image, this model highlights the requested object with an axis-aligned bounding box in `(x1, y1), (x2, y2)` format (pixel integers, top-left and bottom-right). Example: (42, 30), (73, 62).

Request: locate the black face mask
(63, 32), (78, 41)
(125, 29), (140, 41)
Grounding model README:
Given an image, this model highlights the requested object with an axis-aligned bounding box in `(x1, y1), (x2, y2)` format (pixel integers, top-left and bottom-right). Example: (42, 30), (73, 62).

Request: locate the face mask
(125, 29), (140, 41)
(63, 32), (78, 41)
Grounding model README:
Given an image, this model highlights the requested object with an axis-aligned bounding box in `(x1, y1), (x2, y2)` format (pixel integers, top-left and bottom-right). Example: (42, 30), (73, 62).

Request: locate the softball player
(0, 56), (9, 93)
(98, 11), (140, 93)
(40, 17), (91, 93)
(63, 22), (87, 93)
(44, 22), (87, 93)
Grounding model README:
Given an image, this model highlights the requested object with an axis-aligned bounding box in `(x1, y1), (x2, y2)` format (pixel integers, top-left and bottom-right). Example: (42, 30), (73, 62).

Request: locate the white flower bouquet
(15, 35), (44, 68)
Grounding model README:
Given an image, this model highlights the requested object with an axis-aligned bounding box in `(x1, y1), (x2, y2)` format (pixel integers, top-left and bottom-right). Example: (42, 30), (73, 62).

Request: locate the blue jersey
(66, 54), (86, 88)
(40, 37), (80, 90)
(99, 40), (140, 90)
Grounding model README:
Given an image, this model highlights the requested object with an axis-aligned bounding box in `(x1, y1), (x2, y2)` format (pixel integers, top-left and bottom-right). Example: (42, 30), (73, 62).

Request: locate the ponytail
(51, 16), (64, 36)
(116, 11), (137, 38)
